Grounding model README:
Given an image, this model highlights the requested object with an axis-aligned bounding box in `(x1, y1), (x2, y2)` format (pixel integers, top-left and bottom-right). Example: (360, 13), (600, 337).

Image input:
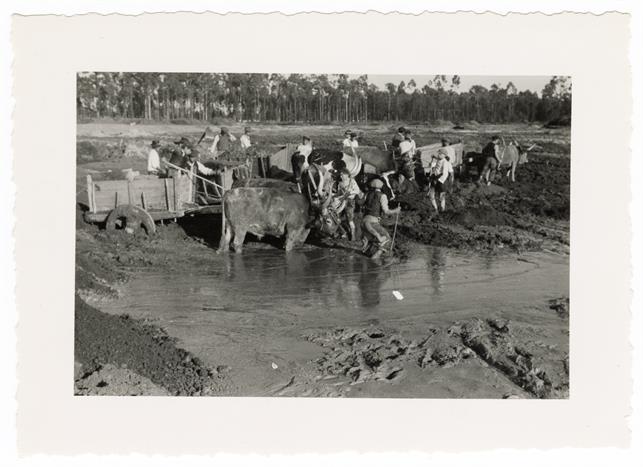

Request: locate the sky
(350, 75), (552, 94)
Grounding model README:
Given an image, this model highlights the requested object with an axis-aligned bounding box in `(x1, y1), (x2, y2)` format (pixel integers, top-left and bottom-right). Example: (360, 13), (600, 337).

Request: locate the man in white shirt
(342, 130), (352, 148)
(397, 130), (416, 180)
(147, 140), (162, 175)
(429, 148), (453, 213)
(239, 127), (252, 150)
(291, 136), (313, 181)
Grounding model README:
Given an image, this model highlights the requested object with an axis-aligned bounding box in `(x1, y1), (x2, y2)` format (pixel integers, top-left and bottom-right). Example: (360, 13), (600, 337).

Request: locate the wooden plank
(86, 175), (94, 213)
(173, 176), (180, 211)
(164, 178), (171, 211)
(127, 182), (133, 204)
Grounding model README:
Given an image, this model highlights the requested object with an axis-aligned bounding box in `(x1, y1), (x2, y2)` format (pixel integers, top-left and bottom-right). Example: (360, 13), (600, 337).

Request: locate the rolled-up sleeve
(196, 161), (216, 176)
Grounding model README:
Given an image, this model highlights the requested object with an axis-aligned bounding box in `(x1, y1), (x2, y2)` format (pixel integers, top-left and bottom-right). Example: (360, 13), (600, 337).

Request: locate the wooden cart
(83, 165), (233, 234)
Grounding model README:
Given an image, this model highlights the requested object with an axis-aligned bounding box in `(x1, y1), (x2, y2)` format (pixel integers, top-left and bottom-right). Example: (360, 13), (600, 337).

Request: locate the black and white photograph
(74, 72), (571, 398)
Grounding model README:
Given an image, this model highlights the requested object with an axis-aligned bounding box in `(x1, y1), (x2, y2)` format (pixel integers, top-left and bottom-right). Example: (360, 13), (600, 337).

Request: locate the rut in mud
(303, 311), (569, 399)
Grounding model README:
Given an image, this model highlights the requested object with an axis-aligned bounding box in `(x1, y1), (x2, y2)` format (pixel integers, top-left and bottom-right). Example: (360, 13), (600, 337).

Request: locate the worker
(147, 140), (162, 175)
(167, 137), (193, 177)
(391, 126), (406, 152)
(397, 129), (416, 179)
(480, 135), (503, 185)
(334, 167), (363, 241)
(361, 178), (401, 259)
(209, 127), (237, 159)
(239, 127), (252, 150)
(342, 130), (352, 148)
(428, 148), (453, 213)
(292, 136), (314, 181)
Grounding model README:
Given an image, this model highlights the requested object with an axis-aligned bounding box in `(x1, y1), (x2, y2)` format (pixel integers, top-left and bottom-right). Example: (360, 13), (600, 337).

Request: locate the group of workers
(146, 126), (254, 180)
(145, 124), (511, 259)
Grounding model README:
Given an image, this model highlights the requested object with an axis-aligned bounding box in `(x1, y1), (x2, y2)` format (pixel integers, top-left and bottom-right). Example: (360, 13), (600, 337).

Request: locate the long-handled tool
(389, 211), (404, 300)
(390, 211), (399, 254)
(164, 161), (225, 191)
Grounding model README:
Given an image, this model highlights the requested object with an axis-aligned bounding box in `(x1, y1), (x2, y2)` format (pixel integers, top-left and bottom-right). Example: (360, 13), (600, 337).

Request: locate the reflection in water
(427, 247), (448, 296)
(358, 262), (385, 308)
(218, 249), (390, 310)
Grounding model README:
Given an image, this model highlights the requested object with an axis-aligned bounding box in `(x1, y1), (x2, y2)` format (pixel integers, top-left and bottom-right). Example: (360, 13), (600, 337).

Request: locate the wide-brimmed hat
(344, 130), (351, 135)
(437, 148), (448, 156)
(174, 136), (192, 146)
(220, 127), (229, 134)
(370, 178), (384, 189)
(151, 140), (160, 148)
(302, 135), (311, 141)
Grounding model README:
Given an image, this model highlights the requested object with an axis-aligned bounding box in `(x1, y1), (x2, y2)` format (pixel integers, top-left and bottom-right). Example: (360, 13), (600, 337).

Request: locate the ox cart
(82, 163), (237, 234)
(415, 142), (465, 175)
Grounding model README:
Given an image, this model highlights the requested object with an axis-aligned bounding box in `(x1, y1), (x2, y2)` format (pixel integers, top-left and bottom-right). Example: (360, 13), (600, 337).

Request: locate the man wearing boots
(361, 178), (401, 259)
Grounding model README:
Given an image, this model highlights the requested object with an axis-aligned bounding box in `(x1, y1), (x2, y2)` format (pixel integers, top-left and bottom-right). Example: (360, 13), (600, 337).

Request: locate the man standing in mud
(209, 127), (237, 159)
(147, 140), (162, 175)
(292, 135), (313, 181)
(391, 126), (406, 153)
(239, 127), (252, 150)
(334, 167), (363, 241)
(397, 129), (417, 180)
(361, 178), (401, 259)
(480, 135), (503, 185)
(429, 148), (453, 213)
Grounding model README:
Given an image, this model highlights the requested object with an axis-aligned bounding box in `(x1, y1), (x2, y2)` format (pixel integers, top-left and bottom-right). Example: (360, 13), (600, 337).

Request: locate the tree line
(77, 72), (571, 125)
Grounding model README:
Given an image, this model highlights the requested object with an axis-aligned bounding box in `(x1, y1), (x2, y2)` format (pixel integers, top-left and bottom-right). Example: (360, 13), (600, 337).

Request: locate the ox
(220, 187), (311, 253)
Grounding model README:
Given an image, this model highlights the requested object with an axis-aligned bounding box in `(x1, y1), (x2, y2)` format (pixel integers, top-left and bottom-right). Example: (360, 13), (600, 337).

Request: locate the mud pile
(75, 218), (232, 396)
(304, 311), (569, 399)
(392, 153), (569, 252)
(75, 297), (228, 396)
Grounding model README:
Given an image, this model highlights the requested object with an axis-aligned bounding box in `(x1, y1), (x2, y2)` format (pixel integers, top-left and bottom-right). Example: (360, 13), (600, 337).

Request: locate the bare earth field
(75, 122), (570, 398)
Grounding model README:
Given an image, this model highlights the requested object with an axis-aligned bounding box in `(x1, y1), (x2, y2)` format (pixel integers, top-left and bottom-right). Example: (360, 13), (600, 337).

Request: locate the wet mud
(75, 123), (569, 397)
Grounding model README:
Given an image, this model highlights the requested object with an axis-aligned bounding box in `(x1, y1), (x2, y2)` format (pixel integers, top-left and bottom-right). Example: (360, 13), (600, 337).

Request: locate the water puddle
(103, 246), (569, 396)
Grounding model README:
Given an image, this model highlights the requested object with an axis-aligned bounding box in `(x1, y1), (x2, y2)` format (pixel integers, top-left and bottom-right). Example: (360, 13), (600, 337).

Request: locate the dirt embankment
(74, 214), (233, 396)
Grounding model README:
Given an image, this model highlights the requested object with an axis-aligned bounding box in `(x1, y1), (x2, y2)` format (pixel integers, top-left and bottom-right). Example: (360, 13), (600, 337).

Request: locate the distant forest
(76, 73), (571, 124)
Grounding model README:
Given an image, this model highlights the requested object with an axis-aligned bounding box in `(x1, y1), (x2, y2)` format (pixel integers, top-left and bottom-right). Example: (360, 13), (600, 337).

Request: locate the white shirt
(297, 143), (313, 157)
(147, 148), (161, 173)
(438, 158), (453, 184)
(239, 134), (251, 149)
(399, 140), (414, 156)
(343, 138), (358, 149)
(187, 160), (216, 177)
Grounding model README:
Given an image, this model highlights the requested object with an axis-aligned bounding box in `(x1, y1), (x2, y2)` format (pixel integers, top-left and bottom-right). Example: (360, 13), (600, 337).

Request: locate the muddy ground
(75, 122), (569, 398)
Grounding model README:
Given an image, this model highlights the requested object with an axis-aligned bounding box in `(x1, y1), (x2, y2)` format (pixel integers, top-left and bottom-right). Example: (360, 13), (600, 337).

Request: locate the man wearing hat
(166, 137), (193, 177)
(480, 135), (503, 185)
(361, 177), (401, 259)
(209, 127), (237, 159)
(147, 140), (162, 175)
(239, 127), (252, 150)
(391, 126), (406, 153)
(428, 148), (453, 213)
(342, 130), (353, 148)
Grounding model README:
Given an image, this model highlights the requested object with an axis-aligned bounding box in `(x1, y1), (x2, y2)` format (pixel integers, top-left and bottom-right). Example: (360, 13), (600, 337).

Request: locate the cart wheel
(105, 205), (156, 235)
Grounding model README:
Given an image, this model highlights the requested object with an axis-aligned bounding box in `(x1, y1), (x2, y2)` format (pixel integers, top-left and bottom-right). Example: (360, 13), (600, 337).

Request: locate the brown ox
(220, 187), (311, 253)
